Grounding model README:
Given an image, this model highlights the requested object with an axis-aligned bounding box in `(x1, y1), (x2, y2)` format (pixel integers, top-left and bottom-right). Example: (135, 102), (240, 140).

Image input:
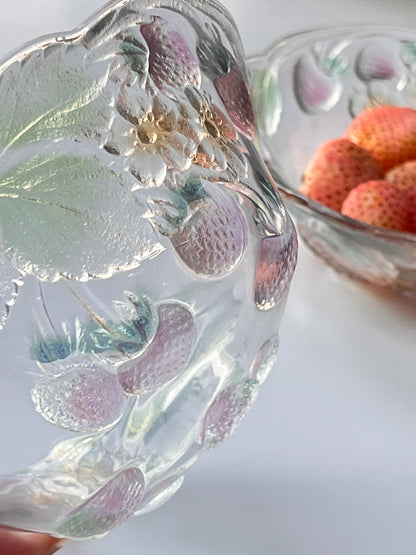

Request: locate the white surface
(3, 1), (416, 554)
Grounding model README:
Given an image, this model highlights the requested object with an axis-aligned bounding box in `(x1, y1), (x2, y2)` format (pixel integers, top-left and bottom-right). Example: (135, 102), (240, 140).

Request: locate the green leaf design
(0, 43), (113, 154)
(250, 67), (282, 137)
(0, 149), (164, 281)
(32, 292), (158, 363)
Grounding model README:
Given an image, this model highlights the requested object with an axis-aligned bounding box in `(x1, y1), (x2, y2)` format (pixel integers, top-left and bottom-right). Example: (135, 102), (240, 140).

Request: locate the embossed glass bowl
(0, 0), (297, 541)
(249, 26), (416, 296)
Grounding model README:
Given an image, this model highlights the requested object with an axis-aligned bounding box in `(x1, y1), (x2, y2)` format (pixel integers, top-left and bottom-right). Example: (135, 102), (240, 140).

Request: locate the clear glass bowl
(249, 26), (416, 297)
(0, 0), (297, 540)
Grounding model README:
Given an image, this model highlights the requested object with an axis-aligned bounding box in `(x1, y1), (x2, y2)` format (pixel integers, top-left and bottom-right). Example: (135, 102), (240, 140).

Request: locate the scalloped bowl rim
(248, 24), (416, 245)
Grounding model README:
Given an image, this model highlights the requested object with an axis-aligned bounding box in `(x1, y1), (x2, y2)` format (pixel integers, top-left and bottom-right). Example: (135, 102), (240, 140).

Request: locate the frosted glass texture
(0, 0), (297, 539)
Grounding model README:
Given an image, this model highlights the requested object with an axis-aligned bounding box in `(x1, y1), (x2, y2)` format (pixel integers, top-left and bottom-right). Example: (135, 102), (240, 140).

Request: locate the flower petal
(104, 116), (135, 156)
(129, 149), (167, 188)
(160, 135), (195, 172)
(117, 82), (152, 125)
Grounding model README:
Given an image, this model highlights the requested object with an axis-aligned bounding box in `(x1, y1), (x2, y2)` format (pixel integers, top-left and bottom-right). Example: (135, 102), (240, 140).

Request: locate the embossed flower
(183, 85), (248, 181)
(105, 77), (201, 187)
(105, 78), (247, 187)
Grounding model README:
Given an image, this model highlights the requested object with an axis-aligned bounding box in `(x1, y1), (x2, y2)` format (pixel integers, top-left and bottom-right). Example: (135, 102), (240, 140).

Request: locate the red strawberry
(345, 105), (416, 172)
(386, 161), (416, 232)
(341, 179), (412, 232)
(386, 159), (416, 190)
(300, 138), (383, 211)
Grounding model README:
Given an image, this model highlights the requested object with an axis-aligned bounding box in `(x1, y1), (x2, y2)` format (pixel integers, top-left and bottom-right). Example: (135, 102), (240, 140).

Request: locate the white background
(2, 1), (416, 553)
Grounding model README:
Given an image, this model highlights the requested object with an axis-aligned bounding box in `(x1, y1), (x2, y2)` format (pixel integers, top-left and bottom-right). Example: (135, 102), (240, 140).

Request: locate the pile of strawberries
(300, 105), (416, 233)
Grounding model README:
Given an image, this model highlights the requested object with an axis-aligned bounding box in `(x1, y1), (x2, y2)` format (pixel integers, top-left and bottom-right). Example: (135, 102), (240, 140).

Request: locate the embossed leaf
(251, 67), (282, 137)
(0, 150), (163, 281)
(0, 254), (22, 330)
(33, 292), (159, 364)
(197, 38), (231, 80)
(0, 43), (112, 153)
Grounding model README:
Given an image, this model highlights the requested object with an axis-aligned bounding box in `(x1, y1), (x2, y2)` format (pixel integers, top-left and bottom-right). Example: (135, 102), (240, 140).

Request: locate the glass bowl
(249, 25), (416, 297)
(0, 0), (297, 541)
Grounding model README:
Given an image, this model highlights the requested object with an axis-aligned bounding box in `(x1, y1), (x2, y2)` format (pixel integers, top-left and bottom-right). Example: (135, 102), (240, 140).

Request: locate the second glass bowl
(249, 25), (416, 297)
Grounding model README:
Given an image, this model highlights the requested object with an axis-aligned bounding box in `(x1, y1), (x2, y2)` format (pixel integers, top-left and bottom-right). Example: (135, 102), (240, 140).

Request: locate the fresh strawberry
(341, 179), (413, 232)
(386, 161), (416, 232)
(300, 138), (383, 211)
(386, 159), (416, 190)
(345, 105), (416, 172)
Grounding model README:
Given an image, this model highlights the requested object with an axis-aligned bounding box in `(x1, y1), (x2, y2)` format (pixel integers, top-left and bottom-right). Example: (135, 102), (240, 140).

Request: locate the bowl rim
(248, 23), (416, 65)
(248, 24), (416, 245)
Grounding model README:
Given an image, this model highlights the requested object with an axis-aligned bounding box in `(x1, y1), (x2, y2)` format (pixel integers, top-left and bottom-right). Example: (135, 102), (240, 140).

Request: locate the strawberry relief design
(0, 0), (297, 539)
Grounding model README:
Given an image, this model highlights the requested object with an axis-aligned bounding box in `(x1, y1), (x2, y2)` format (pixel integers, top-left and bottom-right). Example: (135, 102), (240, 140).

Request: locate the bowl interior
(249, 25), (416, 193)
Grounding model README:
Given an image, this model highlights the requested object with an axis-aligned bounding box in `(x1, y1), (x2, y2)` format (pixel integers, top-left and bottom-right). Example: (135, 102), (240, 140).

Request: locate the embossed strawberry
(345, 105), (416, 172)
(254, 221), (298, 310)
(214, 62), (256, 139)
(118, 302), (196, 395)
(140, 16), (201, 91)
(300, 138), (383, 211)
(170, 180), (248, 277)
(341, 179), (413, 232)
